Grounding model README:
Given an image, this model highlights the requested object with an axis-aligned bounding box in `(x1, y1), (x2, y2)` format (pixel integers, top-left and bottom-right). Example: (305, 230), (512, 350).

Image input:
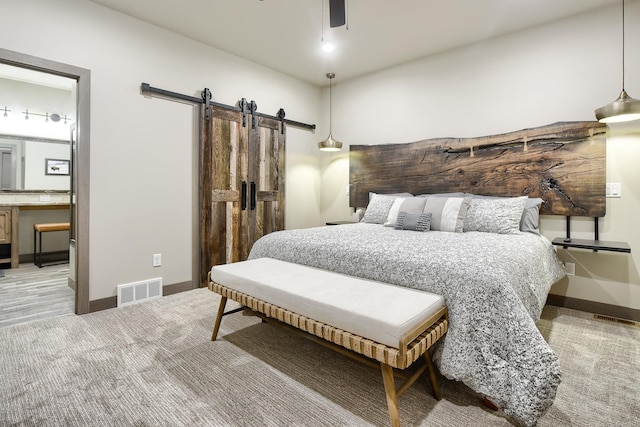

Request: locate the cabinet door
(0, 208), (11, 244)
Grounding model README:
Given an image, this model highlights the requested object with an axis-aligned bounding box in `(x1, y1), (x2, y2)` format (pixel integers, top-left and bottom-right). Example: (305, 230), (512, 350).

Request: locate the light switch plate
(606, 183), (621, 198)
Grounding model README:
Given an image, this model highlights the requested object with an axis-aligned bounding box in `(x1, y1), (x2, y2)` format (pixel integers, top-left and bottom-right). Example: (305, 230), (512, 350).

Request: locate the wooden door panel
(246, 119), (285, 250)
(200, 107), (247, 284)
(236, 113), (250, 262)
(210, 114), (232, 267)
(200, 105), (286, 285)
(200, 106), (215, 284)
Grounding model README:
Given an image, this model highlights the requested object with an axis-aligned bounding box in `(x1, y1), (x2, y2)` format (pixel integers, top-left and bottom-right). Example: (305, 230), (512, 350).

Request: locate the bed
(248, 121), (607, 426)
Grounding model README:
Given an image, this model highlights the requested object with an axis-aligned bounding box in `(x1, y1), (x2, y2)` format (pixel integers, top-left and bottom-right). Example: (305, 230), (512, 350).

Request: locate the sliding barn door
(247, 115), (285, 250)
(200, 106), (285, 285)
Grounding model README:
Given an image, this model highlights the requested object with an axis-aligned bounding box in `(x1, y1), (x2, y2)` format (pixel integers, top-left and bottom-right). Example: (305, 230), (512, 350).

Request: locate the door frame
(0, 48), (91, 314)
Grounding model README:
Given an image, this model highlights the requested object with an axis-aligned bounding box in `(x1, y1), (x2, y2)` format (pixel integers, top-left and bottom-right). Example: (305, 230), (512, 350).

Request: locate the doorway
(0, 48), (90, 315)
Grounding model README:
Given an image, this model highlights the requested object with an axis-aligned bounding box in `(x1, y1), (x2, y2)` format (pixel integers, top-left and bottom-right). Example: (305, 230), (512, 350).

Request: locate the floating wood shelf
(551, 216), (631, 253)
(552, 238), (631, 253)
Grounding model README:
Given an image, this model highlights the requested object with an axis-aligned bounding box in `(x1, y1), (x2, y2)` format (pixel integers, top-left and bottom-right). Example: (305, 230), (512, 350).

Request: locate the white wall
(321, 3), (640, 312)
(24, 141), (70, 190)
(0, 78), (74, 141)
(1, 0), (323, 300)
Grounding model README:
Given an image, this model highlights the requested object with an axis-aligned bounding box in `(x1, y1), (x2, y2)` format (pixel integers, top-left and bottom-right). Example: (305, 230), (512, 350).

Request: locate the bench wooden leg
(423, 351), (441, 400)
(211, 296), (228, 341)
(380, 362), (401, 427)
(483, 396), (499, 411)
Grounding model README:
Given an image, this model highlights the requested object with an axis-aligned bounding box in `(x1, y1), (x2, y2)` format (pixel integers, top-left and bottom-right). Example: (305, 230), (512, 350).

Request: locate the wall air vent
(117, 278), (163, 307)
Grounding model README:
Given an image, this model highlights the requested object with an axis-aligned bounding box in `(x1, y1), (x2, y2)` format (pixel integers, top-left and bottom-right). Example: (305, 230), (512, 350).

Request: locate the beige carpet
(1, 288), (638, 426)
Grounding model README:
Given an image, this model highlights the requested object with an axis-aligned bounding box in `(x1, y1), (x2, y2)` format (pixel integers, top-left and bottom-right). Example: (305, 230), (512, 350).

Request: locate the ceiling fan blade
(329, 0), (346, 28)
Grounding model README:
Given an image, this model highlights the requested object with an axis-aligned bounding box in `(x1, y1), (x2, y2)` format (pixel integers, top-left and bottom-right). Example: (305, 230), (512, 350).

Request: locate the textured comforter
(249, 223), (566, 426)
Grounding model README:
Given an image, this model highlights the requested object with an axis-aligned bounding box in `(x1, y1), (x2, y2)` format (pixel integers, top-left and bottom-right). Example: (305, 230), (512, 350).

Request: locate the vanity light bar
(1, 105), (70, 123)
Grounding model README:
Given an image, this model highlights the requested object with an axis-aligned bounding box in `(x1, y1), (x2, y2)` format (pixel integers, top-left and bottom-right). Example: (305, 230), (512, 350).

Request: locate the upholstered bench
(209, 257), (448, 427)
(33, 222), (70, 268)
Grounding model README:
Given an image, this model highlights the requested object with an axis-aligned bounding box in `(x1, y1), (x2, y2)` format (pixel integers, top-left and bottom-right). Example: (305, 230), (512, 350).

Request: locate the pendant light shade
(595, 0), (640, 123)
(318, 73), (343, 151)
(595, 89), (640, 123)
(318, 132), (343, 151)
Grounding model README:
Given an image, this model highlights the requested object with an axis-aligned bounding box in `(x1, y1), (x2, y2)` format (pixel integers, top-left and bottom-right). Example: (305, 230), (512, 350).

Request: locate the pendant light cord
(622, 0), (626, 90)
(346, 0), (349, 30)
(329, 75), (333, 134)
(321, 0), (325, 43)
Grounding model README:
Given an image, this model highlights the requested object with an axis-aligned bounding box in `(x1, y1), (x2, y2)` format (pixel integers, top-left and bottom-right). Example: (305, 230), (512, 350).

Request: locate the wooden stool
(33, 222), (70, 268)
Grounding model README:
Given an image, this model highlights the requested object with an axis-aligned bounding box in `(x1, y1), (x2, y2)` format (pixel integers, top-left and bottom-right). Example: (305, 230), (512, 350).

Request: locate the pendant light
(318, 73), (343, 151)
(595, 0), (640, 123)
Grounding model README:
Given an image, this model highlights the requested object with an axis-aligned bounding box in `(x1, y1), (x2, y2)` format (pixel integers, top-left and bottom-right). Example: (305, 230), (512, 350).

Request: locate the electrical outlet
(152, 253), (162, 267)
(565, 262), (575, 276)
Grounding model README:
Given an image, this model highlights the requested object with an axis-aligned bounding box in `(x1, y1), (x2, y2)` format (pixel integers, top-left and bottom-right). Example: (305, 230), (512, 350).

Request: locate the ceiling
(88, 0), (623, 86)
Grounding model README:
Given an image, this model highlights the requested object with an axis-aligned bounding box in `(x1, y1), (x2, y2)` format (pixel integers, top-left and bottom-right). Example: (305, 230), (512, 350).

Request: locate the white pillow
(423, 196), (471, 232)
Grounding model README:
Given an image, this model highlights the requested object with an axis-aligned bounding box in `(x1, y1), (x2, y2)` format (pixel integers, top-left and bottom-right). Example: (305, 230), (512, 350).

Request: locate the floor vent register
(593, 313), (639, 328)
(117, 278), (163, 307)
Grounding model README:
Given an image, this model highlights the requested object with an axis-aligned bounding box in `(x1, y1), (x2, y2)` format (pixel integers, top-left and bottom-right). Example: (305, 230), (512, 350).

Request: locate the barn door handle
(241, 181), (247, 210)
(250, 181), (256, 210)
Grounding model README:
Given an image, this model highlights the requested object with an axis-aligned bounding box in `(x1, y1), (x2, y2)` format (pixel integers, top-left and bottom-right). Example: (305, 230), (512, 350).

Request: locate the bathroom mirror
(0, 63), (75, 191)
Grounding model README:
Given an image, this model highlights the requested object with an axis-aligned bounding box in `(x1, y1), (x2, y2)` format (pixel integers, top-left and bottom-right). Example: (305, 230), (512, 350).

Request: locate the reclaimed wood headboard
(349, 121), (607, 217)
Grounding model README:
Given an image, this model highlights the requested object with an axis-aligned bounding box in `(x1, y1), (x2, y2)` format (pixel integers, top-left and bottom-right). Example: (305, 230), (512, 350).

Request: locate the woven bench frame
(209, 278), (448, 427)
(209, 281), (448, 370)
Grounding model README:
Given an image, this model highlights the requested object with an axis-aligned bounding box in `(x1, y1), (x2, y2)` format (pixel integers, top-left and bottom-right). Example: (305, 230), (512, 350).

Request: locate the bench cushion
(210, 257), (445, 348)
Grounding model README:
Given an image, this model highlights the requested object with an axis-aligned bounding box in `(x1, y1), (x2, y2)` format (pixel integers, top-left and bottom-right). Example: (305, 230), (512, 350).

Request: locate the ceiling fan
(329, 0), (346, 28)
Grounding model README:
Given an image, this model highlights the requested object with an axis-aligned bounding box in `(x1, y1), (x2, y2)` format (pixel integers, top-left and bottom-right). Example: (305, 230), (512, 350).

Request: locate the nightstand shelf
(554, 216), (631, 253)
(552, 238), (631, 253)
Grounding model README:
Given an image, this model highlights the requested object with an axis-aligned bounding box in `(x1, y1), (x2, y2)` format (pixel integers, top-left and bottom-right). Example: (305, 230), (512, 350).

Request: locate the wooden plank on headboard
(349, 121), (607, 217)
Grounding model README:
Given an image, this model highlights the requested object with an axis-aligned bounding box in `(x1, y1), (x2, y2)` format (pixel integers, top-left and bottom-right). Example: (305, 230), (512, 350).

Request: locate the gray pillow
(423, 196), (471, 232)
(384, 197), (427, 227)
(463, 196), (527, 234)
(521, 198), (543, 234)
(395, 212), (432, 232)
(361, 193), (413, 224)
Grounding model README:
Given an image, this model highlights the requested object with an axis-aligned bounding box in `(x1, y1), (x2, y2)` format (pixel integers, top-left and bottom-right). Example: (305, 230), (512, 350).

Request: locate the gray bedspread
(249, 223), (566, 426)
